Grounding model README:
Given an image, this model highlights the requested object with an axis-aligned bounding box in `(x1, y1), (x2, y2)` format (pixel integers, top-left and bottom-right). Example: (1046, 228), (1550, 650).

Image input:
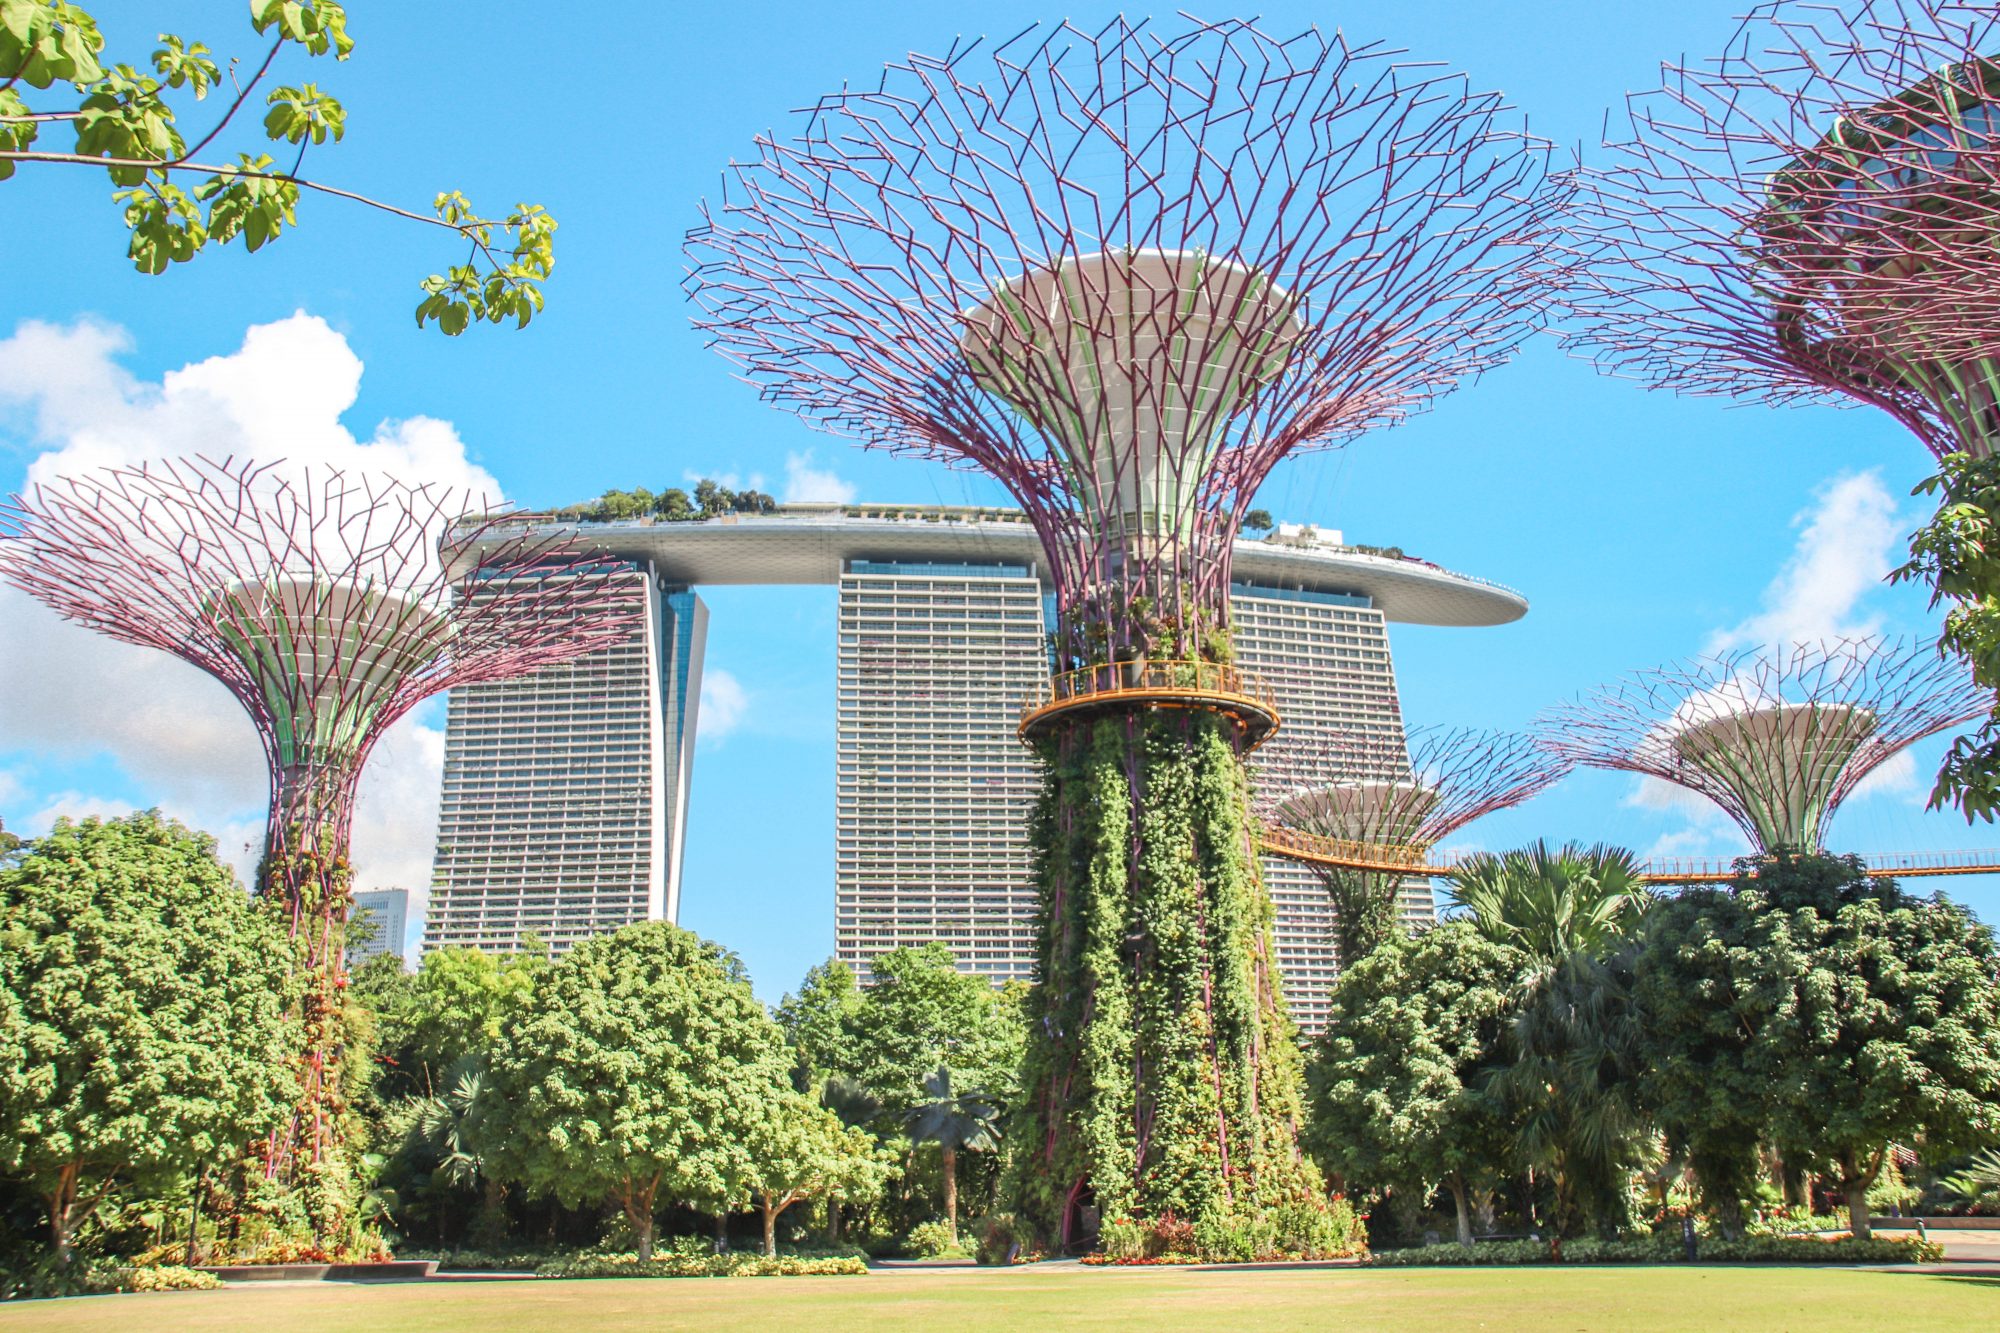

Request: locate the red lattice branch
(685, 17), (1567, 664)
(1540, 636), (1985, 851)
(1561, 0), (2000, 460)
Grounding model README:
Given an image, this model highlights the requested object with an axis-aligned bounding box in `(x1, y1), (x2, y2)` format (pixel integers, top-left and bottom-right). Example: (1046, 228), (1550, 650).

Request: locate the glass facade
(424, 561), (707, 954)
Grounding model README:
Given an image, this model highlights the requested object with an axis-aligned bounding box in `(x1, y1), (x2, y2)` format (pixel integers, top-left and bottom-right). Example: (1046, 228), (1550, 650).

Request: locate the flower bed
(535, 1252), (866, 1279)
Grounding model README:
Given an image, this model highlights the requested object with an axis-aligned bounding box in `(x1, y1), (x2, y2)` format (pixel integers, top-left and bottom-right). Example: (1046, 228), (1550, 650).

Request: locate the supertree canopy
(1541, 637), (1986, 853)
(686, 16), (1565, 1250)
(1561, 0), (2000, 460)
(1260, 727), (1569, 962)
(0, 455), (635, 1234)
(687, 17), (1560, 669)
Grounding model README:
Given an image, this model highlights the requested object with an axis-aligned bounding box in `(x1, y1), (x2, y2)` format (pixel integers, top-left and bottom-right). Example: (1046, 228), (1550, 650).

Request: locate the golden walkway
(1018, 659), (1281, 750)
(1257, 826), (2000, 883)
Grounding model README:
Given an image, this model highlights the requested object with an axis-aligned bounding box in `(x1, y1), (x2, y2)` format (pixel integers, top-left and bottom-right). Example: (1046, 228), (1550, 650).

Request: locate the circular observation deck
(1018, 659), (1281, 750)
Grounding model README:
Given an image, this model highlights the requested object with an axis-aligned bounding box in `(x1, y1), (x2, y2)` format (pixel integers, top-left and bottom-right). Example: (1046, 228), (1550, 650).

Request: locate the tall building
(349, 888), (410, 966)
(426, 560), (706, 954)
(429, 507), (1521, 1026)
(836, 559), (1047, 982)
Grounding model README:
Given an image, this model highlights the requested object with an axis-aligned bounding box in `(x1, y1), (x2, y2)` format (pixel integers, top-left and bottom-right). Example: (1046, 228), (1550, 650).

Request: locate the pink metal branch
(1259, 725), (1569, 848)
(1540, 636), (1985, 851)
(0, 455), (636, 864)
(1562, 0), (2000, 460)
(684, 17), (1567, 663)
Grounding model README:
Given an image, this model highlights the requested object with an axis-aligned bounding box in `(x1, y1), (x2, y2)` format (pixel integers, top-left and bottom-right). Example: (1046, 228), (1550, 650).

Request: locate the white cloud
(0, 313), (502, 920)
(698, 669), (750, 744)
(684, 468), (767, 494)
(1644, 825), (1747, 862)
(783, 450), (857, 504)
(1708, 471), (1901, 653)
(1625, 774), (1727, 823)
(1850, 748), (1919, 803)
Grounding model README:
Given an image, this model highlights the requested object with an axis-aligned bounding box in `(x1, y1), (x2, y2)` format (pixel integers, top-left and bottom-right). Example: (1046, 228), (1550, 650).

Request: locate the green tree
(1444, 841), (1650, 966)
(1241, 508), (1274, 533)
(1306, 921), (1522, 1246)
(1493, 951), (1649, 1245)
(653, 487), (695, 521)
(902, 1067), (1002, 1244)
(741, 1090), (890, 1257)
(776, 958), (863, 1093)
(0, 811), (295, 1264)
(1895, 454), (2000, 820)
(846, 943), (1022, 1115)
(1624, 855), (1852, 1238)
(693, 479), (735, 518)
(0, 1), (554, 333)
(379, 945), (540, 1093)
(482, 922), (789, 1261)
(1629, 896), (1777, 1237)
(1751, 857), (2000, 1239)
(1447, 842), (1652, 1245)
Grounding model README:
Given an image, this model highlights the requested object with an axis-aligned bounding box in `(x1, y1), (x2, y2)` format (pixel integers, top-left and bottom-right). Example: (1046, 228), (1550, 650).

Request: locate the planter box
(198, 1260), (439, 1283)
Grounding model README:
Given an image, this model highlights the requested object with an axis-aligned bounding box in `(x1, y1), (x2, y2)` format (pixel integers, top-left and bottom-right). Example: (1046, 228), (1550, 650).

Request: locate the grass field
(0, 1265), (1995, 1332)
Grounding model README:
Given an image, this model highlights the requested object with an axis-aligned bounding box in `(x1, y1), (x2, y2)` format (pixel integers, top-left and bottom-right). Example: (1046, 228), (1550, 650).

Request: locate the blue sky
(2, 1), (1996, 1002)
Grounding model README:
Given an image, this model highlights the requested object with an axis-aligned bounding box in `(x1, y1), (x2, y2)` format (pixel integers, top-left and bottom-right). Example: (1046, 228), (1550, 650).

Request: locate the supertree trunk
(1014, 711), (1316, 1248)
(258, 761), (363, 1236)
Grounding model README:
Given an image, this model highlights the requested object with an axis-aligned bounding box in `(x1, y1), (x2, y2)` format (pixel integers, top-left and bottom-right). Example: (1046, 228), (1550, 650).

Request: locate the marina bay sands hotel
(424, 503), (1523, 1027)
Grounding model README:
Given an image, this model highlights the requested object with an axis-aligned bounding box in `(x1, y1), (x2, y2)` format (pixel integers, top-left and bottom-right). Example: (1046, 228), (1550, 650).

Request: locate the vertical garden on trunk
(1013, 713), (1319, 1245)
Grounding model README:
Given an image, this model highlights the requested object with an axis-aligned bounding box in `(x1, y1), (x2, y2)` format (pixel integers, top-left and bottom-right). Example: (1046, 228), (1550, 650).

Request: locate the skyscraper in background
(426, 507), (1520, 1026)
(349, 887), (410, 966)
(425, 560), (705, 954)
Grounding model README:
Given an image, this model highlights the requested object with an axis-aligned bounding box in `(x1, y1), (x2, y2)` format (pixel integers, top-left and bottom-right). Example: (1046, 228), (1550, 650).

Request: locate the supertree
(0, 456), (636, 1236)
(685, 17), (1565, 1246)
(1541, 637), (1986, 854)
(1259, 727), (1569, 962)
(1557, 0), (2000, 806)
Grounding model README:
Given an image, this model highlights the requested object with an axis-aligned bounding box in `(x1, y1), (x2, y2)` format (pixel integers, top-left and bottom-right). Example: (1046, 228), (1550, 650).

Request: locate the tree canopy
(1754, 857), (2000, 1238)
(481, 922), (791, 1261)
(1307, 920), (1522, 1245)
(1444, 841), (1650, 965)
(842, 943), (1023, 1115)
(0, 1), (554, 333)
(364, 944), (541, 1097)
(739, 1090), (890, 1257)
(775, 957), (863, 1094)
(0, 811), (295, 1263)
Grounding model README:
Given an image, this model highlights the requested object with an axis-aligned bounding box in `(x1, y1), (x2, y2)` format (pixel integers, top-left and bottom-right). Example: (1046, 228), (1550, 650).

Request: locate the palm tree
(1492, 950), (1649, 1249)
(1447, 842), (1652, 1249)
(1941, 1147), (2000, 1213)
(405, 1055), (505, 1246)
(1443, 840), (1650, 966)
(903, 1068), (1001, 1245)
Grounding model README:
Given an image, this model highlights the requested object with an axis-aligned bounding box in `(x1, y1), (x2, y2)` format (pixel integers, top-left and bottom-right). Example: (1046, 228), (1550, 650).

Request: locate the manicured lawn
(0, 1265), (1994, 1331)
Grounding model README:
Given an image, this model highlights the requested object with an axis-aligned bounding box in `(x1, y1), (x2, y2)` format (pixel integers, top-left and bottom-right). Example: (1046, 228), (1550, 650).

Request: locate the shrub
(535, 1251), (866, 1279)
(1099, 1218), (1147, 1260)
(903, 1221), (971, 1259)
(119, 1266), (223, 1292)
(1190, 1210), (1280, 1263)
(976, 1212), (1036, 1265)
(395, 1249), (560, 1273)
(1366, 1233), (1944, 1266)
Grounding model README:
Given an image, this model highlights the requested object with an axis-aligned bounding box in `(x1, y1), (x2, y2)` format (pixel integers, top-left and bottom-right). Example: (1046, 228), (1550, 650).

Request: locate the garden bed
(1366, 1235), (1944, 1266)
(196, 1260), (439, 1282)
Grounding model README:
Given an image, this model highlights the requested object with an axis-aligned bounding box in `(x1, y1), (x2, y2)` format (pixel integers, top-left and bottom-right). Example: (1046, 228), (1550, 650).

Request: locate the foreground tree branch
(0, 0), (556, 333)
